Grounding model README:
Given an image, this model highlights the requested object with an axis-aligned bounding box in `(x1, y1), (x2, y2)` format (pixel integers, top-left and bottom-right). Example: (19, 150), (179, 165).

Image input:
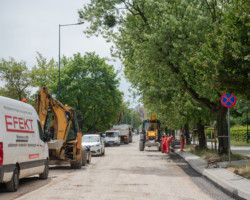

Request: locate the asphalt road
(0, 136), (233, 200)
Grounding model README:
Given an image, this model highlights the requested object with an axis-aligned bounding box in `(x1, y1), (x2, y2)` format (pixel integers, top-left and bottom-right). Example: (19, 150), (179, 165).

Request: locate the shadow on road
(49, 165), (72, 170)
(0, 176), (51, 194)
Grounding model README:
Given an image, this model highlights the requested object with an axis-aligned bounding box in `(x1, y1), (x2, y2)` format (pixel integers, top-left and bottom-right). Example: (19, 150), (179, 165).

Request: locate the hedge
(231, 126), (248, 142)
(205, 126), (248, 142)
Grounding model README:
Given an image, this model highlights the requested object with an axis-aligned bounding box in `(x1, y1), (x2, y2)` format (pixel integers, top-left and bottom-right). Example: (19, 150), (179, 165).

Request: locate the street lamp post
(58, 22), (84, 101)
(247, 106), (249, 143)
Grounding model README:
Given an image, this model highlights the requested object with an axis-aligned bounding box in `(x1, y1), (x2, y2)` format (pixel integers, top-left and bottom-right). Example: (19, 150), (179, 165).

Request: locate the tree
(31, 52), (58, 88)
(140, 81), (210, 148)
(49, 52), (123, 132)
(79, 0), (249, 154)
(119, 102), (142, 129)
(192, 0), (250, 98)
(0, 58), (32, 100)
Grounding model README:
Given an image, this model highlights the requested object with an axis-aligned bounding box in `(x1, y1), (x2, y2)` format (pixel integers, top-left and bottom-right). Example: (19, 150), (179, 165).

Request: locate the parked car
(104, 130), (121, 146)
(82, 134), (105, 156)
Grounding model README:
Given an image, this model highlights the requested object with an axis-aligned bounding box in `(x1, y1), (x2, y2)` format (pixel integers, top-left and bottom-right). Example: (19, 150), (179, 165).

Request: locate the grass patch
(227, 162), (250, 180)
(186, 145), (249, 162)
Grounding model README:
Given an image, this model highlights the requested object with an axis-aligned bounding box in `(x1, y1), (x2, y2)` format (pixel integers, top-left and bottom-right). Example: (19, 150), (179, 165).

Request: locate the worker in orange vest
(161, 135), (168, 153)
(166, 136), (175, 154)
(180, 130), (185, 152)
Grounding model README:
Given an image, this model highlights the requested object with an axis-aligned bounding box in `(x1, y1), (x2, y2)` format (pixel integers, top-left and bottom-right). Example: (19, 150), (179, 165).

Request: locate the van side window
(37, 120), (44, 141)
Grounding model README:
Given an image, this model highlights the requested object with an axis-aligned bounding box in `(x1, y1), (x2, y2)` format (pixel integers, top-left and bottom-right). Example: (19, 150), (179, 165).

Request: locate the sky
(0, 0), (139, 107)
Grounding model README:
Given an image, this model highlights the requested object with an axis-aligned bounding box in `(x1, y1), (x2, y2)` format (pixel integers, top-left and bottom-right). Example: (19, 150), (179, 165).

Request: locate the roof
(83, 134), (100, 137)
(0, 96), (37, 115)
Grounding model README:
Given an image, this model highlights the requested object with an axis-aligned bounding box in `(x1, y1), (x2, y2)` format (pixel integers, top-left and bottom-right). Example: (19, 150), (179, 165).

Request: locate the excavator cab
(66, 110), (80, 141)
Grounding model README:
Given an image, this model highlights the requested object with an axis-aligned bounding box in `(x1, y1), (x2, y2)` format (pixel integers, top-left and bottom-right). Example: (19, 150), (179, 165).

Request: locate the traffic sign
(221, 93), (237, 108)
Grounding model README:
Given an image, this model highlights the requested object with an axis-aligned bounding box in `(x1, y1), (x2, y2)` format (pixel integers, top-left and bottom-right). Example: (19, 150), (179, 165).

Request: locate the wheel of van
(139, 141), (144, 151)
(82, 150), (87, 166)
(6, 167), (19, 192)
(39, 160), (49, 179)
(87, 152), (91, 163)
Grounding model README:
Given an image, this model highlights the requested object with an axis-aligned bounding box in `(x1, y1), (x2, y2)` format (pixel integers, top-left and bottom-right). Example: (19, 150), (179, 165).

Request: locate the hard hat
(22, 98), (27, 103)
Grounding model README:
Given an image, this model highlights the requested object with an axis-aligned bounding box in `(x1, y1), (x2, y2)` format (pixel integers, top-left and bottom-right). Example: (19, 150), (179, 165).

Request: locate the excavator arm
(35, 87), (73, 143)
(35, 87), (82, 167)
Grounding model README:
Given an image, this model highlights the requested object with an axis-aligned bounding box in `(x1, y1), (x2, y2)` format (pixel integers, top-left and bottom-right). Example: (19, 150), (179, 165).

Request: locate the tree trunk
(164, 126), (168, 135)
(170, 129), (175, 137)
(216, 103), (228, 154)
(197, 119), (206, 149)
(184, 123), (190, 144)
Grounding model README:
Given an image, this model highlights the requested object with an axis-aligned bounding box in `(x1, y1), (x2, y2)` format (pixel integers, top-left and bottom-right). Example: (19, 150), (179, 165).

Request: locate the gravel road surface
(0, 136), (233, 200)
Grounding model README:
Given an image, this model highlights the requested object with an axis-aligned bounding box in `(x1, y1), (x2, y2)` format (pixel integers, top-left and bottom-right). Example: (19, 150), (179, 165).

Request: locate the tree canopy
(0, 52), (125, 133)
(0, 58), (32, 100)
(31, 52), (58, 88)
(79, 0), (250, 154)
(50, 52), (123, 132)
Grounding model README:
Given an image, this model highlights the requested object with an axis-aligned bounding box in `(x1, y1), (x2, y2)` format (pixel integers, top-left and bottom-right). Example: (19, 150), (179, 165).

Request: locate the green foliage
(104, 14), (116, 27)
(0, 58), (32, 100)
(0, 53), (58, 102)
(205, 126), (249, 142)
(231, 126), (248, 142)
(230, 98), (250, 126)
(49, 52), (123, 132)
(192, 0), (250, 99)
(79, 0), (249, 153)
(31, 52), (58, 88)
(119, 102), (142, 129)
(0, 52), (124, 134)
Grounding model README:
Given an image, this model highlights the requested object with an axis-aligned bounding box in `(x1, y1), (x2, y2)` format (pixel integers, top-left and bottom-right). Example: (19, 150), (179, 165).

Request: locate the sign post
(221, 93), (237, 163)
(227, 108), (231, 163)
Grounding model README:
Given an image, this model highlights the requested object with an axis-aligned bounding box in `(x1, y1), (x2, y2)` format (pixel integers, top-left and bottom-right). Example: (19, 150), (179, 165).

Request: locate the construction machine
(139, 115), (162, 151)
(35, 87), (84, 169)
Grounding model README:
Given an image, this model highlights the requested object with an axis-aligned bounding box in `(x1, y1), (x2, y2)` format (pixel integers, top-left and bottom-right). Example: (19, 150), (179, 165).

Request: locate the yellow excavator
(35, 87), (84, 169)
(139, 115), (162, 151)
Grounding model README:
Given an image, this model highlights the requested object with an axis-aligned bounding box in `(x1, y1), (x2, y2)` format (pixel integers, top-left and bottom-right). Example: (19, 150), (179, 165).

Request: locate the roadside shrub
(231, 126), (247, 142)
(205, 126), (248, 142)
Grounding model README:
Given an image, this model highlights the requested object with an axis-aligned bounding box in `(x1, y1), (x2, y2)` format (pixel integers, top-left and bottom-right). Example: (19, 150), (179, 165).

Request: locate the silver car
(82, 134), (105, 156)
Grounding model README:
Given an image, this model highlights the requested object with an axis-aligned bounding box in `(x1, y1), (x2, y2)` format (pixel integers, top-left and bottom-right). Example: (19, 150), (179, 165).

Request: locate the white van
(104, 130), (121, 146)
(0, 96), (50, 192)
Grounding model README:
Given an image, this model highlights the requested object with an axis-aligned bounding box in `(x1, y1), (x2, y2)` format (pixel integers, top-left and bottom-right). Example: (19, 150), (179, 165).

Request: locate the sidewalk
(176, 150), (250, 200)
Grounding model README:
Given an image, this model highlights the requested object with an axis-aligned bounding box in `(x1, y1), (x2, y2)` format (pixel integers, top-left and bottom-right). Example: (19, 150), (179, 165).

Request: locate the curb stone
(176, 150), (250, 200)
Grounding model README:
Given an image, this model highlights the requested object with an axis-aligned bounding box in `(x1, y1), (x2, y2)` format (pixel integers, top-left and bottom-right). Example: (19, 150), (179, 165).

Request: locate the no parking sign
(220, 93), (237, 163)
(221, 93), (237, 108)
